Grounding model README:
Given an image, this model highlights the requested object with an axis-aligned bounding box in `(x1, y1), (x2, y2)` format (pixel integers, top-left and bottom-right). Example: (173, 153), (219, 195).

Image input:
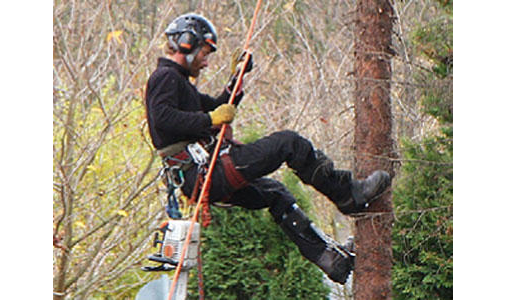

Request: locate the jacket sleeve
(148, 70), (212, 137)
(198, 88), (244, 112)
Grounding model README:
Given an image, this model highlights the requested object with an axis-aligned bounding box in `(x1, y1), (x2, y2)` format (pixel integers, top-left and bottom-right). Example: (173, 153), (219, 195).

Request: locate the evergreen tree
(188, 170), (329, 300)
(392, 1), (453, 299)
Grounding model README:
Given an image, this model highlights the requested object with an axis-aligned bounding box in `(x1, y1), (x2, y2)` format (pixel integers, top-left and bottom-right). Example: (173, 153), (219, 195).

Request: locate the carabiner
(169, 165), (185, 188)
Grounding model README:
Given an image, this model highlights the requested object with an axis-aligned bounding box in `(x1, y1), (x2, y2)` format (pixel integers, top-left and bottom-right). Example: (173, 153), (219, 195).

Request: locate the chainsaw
(136, 220), (201, 300)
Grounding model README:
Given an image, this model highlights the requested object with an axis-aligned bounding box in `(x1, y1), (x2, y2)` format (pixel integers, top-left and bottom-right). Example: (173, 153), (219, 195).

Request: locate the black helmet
(165, 13), (217, 54)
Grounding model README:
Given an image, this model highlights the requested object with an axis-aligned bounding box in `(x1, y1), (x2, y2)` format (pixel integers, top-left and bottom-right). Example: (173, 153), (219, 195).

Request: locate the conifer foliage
(392, 1), (453, 299)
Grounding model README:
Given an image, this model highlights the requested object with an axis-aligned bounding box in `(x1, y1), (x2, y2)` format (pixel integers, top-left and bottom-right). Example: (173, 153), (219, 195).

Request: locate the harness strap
(165, 151), (191, 165)
(220, 153), (248, 190)
(158, 142), (193, 170)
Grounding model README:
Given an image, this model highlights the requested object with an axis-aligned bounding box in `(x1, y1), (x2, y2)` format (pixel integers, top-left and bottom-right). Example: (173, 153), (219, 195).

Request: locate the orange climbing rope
(167, 1), (263, 299)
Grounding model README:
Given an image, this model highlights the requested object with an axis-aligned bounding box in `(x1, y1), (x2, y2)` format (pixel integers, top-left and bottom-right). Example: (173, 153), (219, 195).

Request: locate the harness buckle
(186, 142), (209, 166)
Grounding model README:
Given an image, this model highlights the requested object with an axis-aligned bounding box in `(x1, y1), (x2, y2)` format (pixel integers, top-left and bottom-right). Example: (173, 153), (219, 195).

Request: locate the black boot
(335, 170), (391, 214)
(277, 204), (354, 284)
(295, 150), (353, 208)
(296, 150), (391, 215)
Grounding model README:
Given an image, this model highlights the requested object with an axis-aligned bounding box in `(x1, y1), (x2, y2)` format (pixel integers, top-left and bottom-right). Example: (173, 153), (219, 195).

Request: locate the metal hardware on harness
(201, 135), (216, 150)
(219, 144), (231, 156)
(167, 166), (185, 188)
(160, 165), (185, 220)
(165, 155), (192, 165)
(186, 142), (209, 166)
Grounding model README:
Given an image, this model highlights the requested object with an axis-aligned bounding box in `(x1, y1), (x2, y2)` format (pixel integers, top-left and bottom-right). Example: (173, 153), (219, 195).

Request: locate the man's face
(189, 44), (212, 78)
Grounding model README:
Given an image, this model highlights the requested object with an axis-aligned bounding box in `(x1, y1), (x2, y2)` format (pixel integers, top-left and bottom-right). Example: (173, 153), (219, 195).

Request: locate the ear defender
(177, 31), (197, 54)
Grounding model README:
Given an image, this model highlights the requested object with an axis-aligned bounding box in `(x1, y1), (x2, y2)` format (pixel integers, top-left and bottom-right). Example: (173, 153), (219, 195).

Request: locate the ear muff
(177, 31), (197, 54)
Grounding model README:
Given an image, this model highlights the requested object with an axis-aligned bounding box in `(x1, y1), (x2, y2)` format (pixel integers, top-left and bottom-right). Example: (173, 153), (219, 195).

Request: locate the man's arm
(148, 70), (212, 137)
(198, 88), (244, 112)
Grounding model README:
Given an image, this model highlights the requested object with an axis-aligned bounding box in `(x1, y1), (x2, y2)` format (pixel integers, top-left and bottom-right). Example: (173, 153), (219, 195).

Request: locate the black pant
(180, 130), (355, 284)
(182, 130), (349, 222)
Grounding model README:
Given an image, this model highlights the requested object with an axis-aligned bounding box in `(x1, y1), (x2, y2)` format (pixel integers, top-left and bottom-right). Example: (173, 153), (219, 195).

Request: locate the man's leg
(229, 130), (390, 215)
(228, 177), (354, 284)
(295, 150), (391, 214)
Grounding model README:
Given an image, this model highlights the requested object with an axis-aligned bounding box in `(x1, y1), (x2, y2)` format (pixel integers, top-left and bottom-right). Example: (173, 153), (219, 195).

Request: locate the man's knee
(272, 130), (303, 144)
(272, 130), (314, 170)
(269, 196), (295, 223)
(262, 179), (296, 223)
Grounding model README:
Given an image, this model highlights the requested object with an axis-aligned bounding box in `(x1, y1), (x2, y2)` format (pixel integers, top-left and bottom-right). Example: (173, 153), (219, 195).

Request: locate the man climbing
(145, 13), (391, 284)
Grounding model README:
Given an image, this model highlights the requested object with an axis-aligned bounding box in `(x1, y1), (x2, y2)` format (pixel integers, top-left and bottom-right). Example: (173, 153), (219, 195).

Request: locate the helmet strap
(185, 45), (202, 68)
(168, 36), (180, 53)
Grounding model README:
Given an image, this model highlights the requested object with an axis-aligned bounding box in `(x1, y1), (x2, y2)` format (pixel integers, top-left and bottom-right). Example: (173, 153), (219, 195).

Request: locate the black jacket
(145, 58), (242, 149)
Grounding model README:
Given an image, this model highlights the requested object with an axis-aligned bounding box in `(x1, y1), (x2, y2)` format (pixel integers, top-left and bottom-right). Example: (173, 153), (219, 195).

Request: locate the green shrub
(188, 170), (329, 299)
(392, 133), (453, 300)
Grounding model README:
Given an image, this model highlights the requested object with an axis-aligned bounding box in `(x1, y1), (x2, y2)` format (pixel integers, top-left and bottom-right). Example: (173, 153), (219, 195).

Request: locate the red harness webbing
(220, 153), (248, 190)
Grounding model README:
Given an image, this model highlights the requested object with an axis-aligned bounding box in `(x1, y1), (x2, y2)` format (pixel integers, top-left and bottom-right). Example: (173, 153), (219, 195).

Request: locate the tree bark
(353, 0), (395, 299)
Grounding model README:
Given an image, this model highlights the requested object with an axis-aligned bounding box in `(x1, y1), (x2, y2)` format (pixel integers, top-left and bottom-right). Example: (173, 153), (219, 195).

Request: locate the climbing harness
(158, 140), (212, 219)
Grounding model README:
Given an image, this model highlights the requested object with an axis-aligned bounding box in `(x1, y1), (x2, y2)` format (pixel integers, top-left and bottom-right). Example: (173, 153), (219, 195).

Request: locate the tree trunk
(353, 0), (395, 299)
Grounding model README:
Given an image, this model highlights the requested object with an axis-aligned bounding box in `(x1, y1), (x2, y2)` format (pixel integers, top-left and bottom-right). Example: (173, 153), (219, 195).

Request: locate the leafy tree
(53, 1), (167, 298)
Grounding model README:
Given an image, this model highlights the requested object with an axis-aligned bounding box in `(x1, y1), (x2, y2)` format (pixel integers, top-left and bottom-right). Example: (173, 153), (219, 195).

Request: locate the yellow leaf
(107, 30), (123, 43)
(224, 27), (232, 33)
(91, 107), (103, 114)
(75, 221), (86, 228)
(283, 1), (295, 11)
(117, 210), (128, 217)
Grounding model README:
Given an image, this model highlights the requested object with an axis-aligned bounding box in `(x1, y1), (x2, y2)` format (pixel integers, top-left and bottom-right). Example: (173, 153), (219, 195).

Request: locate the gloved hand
(227, 49), (254, 96)
(239, 50), (253, 74)
(230, 49), (254, 76)
(209, 104), (237, 125)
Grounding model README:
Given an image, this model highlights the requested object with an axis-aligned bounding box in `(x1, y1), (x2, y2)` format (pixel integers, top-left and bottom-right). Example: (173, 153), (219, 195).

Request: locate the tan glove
(230, 48), (253, 77)
(230, 47), (242, 77)
(209, 104), (236, 125)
